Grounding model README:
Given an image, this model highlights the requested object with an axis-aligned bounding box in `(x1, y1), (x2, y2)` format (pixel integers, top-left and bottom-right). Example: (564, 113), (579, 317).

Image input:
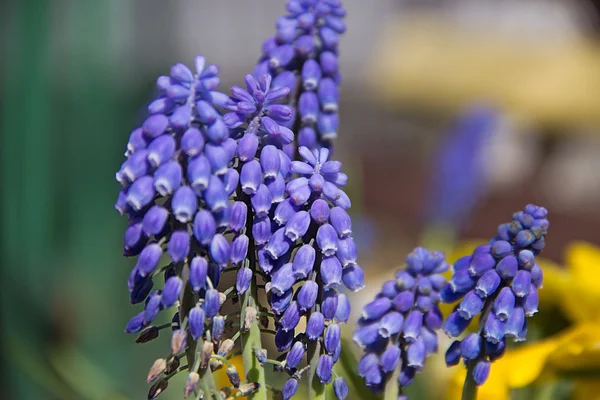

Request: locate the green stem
(383, 362), (401, 400)
(240, 284), (267, 400)
(462, 361), (478, 400)
(239, 193), (267, 400)
(308, 340), (326, 400)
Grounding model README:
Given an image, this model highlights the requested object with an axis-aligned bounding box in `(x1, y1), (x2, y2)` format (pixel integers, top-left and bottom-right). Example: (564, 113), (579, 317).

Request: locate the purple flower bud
(271, 288), (293, 314)
(162, 276), (183, 308)
(283, 211), (310, 241)
(299, 92), (319, 123)
(172, 186), (197, 223)
(298, 126), (318, 149)
(469, 254), (496, 277)
(494, 287), (516, 321)
(226, 202), (246, 233)
(460, 333), (481, 360)
(445, 340), (462, 366)
(329, 207), (351, 238)
(380, 345), (401, 373)
(402, 310), (423, 342)
(380, 280), (397, 299)
(484, 313), (505, 344)
(280, 301), (301, 331)
(362, 297), (391, 321)
(318, 112), (339, 140)
(505, 307), (525, 338)
(124, 222), (147, 256)
(496, 255), (518, 280)
(322, 289), (339, 320)
(147, 135), (175, 167)
(392, 291), (414, 313)
(144, 291), (162, 324)
(307, 200), (328, 225)
(290, 184), (312, 206)
(186, 156), (210, 194)
(302, 59), (322, 90)
(324, 323), (341, 354)
(450, 269), (477, 293)
(472, 360), (491, 386)
(193, 210), (216, 247)
(317, 354), (333, 384)
(125, 312), (146, 333)
(127, 128), (146, 153)
(189, 257), (208, 292)
(512, 270), (531, 297)
(258, 247), (274, 273)
(306, 311), (325, 340)
(458, 291), (484, 320)
(237, 133), (259, 162)
(443, 311), (470, 337)
(342, 264), (365, 291)
(317, 224), (338, 256)
(271, 263), (295, 295)
(407, 336), (426, 368)
(189, 306), (205, 340)
(266, 228), (291, 260)
(234, 267), (252, 296)
(523, 285), (538, 316)
(180, 128), (204, 157)
(321, 256), (343, 289)
(204, 176), (228, 212)
(259, 145), (280, 179)
(531, 264), (543, 288)
(250, 216), (270, 246)
(286, 341), (305, 370)
(424, 306), (443, 330)
(126, 176), (155, 211)
(168, 230), (190, 263)
(136, 244), (162, 277)
(297, 281), (319, 311)
(318, 78), (339, 112)
(475, 269), (501, 298)
(142, 114), (169, 139)
(518, 249), (535, 270)
(332, 377), (348, 400)
(153, 161), (182, 196)
(291, 244), (315, 279)
(231, 234), (249, 265)
(203, 289), (220, 317)
(334, 293), (351, 323)
(273, 199), (296, 226)
(251, 184), (273, 218)
(491, 240), (512, 259)
(240, 160), (261, 195)
(275, 327), (295, 352)
(282, 378), (299, 400)
(211, 315), (225, 341)
(209, 234), (230, 265)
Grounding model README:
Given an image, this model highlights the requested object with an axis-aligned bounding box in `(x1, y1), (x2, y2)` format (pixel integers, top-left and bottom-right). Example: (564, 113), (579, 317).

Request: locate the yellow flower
(445, 241), (600, 400)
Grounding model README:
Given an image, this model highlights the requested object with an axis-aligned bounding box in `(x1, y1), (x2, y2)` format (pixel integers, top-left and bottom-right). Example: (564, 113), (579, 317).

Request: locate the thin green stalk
(462, 361), (478, 400)
(383, 362), (401, 400)
(240, 284), (267, 400)
(239, 193), (267, 400)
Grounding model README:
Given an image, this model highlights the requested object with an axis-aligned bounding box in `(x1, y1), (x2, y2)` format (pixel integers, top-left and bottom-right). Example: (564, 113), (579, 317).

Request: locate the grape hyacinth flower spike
(115, 0), (360, 398)
(354, 247), (448, 398)
(441, 204), (549, 398)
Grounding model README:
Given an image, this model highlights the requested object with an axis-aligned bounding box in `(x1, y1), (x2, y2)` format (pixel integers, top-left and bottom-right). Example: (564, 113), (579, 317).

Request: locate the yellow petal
(547, 322), (600, 372)
(565, 242), (600, 291)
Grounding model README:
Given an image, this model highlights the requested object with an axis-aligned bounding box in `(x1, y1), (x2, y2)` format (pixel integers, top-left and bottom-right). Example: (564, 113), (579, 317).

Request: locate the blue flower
(442, 204), (549, 386)
(251, 0), (346, 150)
(354, 247), (448, 393)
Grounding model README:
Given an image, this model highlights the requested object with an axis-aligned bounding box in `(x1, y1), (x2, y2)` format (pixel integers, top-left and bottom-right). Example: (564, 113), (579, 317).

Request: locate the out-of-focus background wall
(2, 0), (600, 399)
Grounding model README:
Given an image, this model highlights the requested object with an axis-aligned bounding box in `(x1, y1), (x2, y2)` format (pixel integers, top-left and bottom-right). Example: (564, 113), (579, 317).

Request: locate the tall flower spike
(442, 204), (549, 386)
(354, 247), (448, 394)
(253, 0), (347, 150)
(117, 56), (243, 398)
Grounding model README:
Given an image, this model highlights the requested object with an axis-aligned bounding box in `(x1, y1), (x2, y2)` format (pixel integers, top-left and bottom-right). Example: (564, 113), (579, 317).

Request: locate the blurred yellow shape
(214, 355), (245, 398)
(371, 13), (600, 128)
(445, 241), (600, 399)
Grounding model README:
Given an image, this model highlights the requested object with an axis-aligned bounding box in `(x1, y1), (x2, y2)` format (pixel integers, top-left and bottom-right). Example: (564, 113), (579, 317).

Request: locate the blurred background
(2, 0), (600, 399)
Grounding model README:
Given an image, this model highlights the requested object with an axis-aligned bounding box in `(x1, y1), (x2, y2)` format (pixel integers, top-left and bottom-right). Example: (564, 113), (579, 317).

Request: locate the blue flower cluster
(262, 146), (361, 399)
(442, 204), (549, 386)
(253, 0), (346, 149)
(116, 56), (248, 397)
(354, 247), (448, 393)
